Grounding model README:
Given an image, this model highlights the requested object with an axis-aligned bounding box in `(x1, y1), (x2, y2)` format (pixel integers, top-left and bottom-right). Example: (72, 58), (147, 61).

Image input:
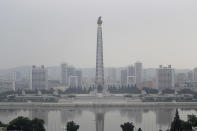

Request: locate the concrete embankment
(0, 101), (197, 109)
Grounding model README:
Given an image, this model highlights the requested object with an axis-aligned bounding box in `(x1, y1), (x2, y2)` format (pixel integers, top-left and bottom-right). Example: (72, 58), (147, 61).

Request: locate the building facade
(0, 79), (14, 92)
(106, 68), (117, 84)
(30, 65), (48, 90)
(176, 73), (187, 84)
(156, 65), (175, 90)
(69, 76), (79, 87)
(187, 71), (193, 81)
(75, 69), (82, 87)
(135, 62), (143, 84)
(193, 68), (197, 81)
(61, 63), (68, 86)
(127, 65), (136, 86)
(121, 69), (127, 86)
(127, 76), (136, 86)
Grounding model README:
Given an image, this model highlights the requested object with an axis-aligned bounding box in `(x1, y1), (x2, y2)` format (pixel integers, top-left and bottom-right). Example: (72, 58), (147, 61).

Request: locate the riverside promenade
(0, 98), (197, 109)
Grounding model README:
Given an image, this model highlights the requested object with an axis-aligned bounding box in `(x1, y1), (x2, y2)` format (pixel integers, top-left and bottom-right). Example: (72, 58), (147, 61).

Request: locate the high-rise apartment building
(127, 65), (135, 76)
(156, 65), (175, 90)
(30, 65), (48, 90)
(176, 73), (187, 83)
(193, 68), (197, 81)
(61, 63), (68, 86)
(75, 69), (82, 87)
(127, 65), (136, 86)
(127, 76), (136, 86)
(67, 66), (76, 77)
(69, 76), (79, 87)
(135, 62), (143, 84)
(187, 71), (193, 81)
(0, 79), (14, 92)
(106, 68), (117, 83)
(121, 69), (127, 86)
(61, 63), (83, 88)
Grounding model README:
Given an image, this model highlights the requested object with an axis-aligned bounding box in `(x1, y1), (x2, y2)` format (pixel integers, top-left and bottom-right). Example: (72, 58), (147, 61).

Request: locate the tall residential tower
(95, 16), (104, 93)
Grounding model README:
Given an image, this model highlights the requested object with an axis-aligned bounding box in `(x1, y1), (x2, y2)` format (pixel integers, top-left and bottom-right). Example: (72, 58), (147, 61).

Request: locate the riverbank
(1, 100), (197, 109)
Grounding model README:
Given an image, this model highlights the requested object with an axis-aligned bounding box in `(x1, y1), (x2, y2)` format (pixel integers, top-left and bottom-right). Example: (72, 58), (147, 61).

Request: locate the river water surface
(0, 106), (196, 131)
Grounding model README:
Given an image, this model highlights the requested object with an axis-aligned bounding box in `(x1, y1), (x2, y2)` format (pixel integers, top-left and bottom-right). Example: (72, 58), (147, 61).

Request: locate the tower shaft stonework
(96, 17), (104, 93)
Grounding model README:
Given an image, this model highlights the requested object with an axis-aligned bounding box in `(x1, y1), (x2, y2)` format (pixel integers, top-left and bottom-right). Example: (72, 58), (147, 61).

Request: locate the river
(0, 105), (196, 131)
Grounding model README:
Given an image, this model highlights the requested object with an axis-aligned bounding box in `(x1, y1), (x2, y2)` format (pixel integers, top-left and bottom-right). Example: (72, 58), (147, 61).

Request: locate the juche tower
(95, 16), (104, 94)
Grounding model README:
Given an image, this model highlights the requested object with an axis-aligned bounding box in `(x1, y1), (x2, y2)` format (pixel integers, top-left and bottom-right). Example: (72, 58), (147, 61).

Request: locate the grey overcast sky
(0, 0), (197, 69)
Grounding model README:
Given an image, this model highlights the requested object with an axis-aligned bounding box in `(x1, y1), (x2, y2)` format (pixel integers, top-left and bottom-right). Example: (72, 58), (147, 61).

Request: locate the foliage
(108, 85), (141, 94)
(142, 97), (173, 102)
(142, 88), (158, 94)
(188, 114), (197, 127)
(65, 87), (93, 94)
(162, 89), (175, 94)
(170, 109), (194, 131)
(66, 121), (79, 131)
(170, 109), (183, 131)
(68, 95), (76, 98)
(120, 122), (134, 131)
(0, 121), (6, 127)
(7, 116), (45, 131)
(180, 121), (192, 131)
(178, 89), (194, 94)
(31, 118), (45, 131)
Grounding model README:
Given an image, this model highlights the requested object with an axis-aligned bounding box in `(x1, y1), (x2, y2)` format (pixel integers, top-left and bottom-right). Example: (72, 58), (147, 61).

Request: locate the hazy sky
(0, 0), (197, 69)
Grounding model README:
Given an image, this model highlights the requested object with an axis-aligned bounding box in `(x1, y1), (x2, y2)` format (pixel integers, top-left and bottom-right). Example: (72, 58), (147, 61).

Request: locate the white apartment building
(30, 65), (48, 90)
(135, 62), (143, 84)
(156, 65), (175, 90)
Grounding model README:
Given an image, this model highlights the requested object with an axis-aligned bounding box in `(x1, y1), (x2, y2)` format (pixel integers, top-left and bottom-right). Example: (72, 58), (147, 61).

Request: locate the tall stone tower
(95, 16), (104, 93)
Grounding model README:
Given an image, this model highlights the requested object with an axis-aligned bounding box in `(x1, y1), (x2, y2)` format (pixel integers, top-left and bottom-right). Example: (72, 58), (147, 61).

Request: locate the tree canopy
(170, 109), (183, 131)
(120, 122), (134, 131)
(170, 109), (194, 131)
(66, 121), (79, 131)
(7, 116), (45, 131)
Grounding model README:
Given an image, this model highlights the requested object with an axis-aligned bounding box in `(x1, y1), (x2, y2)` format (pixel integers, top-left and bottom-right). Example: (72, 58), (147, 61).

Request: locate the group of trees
(2, 109), (197, 131)
(1, 111), (197, 131)
(65, 87), (93, 94)
(0, 116), (45, 131)
(162, 89), (175, 94)
(108, 86), (141, 94)
(66, 121), (80, 131)
(65, 121), (142, 131)
(66, 109), (197, 131)
(0, 117), (143, 131)
(120, 122), (142, 131)
(142, 88), (159, 94)
(170, 109), (197, 131)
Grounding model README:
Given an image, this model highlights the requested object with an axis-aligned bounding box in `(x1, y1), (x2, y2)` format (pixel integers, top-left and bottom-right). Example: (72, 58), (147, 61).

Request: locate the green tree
(120, 122), (134, 131)
(31, 118), (45, 131)
(66, 121), (79, 131)
(7, 116), (45, 131)
(7, 117), (32, 131)
(0, 121), (6, 127)
(180, 121), (192, 131)
(170, 109), (183, 131)
(188, 114), (197, 127)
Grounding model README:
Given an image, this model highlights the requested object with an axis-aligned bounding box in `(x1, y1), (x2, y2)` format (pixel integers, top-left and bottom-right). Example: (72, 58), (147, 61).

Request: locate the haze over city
(2, 1), (197, 131)
(0, 0), (197, 69)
